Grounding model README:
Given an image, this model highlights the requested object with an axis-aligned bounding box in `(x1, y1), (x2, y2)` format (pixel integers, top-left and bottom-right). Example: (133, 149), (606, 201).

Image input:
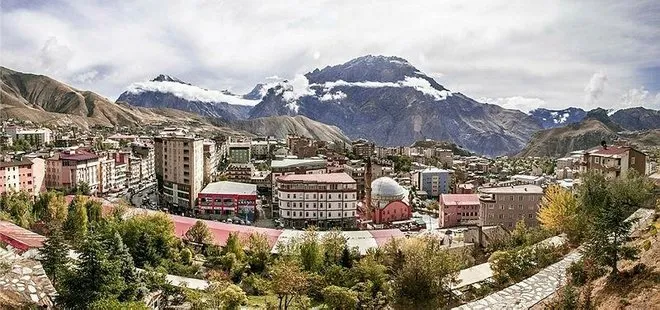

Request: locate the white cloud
(479, 97), (547, 113)
(319, 91), (347, 101)
(316, 77), (452, 100)
(584, 72), (608, 106)
(126, 80), (260, 106)
(619, 87), (660, 109)
(1, 0), (659, 111)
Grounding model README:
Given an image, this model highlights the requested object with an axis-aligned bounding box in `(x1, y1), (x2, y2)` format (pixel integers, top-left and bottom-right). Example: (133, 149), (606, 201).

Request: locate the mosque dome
(371, 177), (406, 201)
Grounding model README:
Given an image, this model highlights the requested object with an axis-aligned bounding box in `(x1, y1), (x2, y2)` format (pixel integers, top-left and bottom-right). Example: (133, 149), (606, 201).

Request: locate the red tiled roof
(587, 146), (630, 156)
(0, 221), (46, 252)
(277, 172), (356, 183)
(58, 151), (99, 161)
(169, 214), (283, 247)
(368, 229), (405, 246)
(440, 194), (480, 206)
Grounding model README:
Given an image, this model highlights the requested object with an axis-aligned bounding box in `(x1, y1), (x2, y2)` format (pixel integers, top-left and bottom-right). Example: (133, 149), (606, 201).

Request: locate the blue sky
(1, 0), (659, 112)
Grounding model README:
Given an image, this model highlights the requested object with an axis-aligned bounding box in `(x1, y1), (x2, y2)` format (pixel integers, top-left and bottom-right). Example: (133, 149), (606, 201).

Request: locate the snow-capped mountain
(249, 55), (542, 156)
(528, 107), (587, 129)
(116, 75), (259, 121)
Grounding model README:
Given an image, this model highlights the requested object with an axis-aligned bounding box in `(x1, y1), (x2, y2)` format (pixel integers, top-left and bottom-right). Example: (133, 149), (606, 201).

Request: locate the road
(129, 184), (158, 209)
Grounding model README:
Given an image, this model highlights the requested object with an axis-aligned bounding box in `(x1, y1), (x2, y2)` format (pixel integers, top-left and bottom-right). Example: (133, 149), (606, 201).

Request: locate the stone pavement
(452, 208), (655, 310)
(0, 248), (57, 308)
(453, 251), (581, 310)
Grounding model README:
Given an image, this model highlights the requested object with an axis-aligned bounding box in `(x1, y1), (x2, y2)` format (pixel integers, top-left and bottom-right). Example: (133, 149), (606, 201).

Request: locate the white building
(99, 157), (116, 194)
(276, 172), (357, 229)
(5, 127), (53, 147)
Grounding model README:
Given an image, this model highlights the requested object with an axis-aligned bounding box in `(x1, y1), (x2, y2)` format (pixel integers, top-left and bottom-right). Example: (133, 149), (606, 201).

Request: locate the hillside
(229, 115), (350, 142)
(410, 139), (473, 156)
(528, 107), (587, 129)
(248, 55), (542, 156)
(0, 66), (231, 130)
(518, 119), (621, 157)
(610, 107), (660, 131)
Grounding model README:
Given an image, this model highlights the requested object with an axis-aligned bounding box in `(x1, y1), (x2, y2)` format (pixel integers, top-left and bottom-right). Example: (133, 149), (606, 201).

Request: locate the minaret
(364, 156), (373, 220)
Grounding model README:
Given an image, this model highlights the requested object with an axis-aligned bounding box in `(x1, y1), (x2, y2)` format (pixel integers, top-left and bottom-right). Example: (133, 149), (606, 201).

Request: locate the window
(595, 157), (600, 164)
(631, 157), (636, 165)
(498, 214), (504, 219)
(528, 214), (533, 218)
(518, 205), (523, 210)
(488, 204), (494, 209)
(287, 194), (290, 198)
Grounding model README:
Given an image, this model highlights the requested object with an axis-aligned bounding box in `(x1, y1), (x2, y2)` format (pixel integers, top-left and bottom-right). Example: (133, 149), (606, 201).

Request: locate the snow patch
(127, 81), (259, 106)
(313, 77), (451, 101)
(319, 91), (348, 101)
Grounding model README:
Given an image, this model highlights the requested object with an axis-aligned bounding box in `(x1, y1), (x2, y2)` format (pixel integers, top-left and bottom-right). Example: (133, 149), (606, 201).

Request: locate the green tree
(58, 236), (125, 309)
(37, 191), (68, 229)
(270, 260), (309, 310)
(246, 233), (271, 274)
(322, 229), (347, 266)
(39, 226), (71, 287)
(76, 181), (91, 195)
(0, 191), (33, 228)
(185, 220), (213, 244)
(222, 232), (245, 261)
(64, 195), (89, 244)
(89, 299), (149, 310)
(299, 228), (323, 272)
(86, 200), (104, 225)
(212, 283), (248, 310)
(106, 232), (140, 301)
(180, 248), (193, 265)
(391, 236), (462, 309)
(118, 213), (176, 267)
(582, 172), (654, 277)
(322, 285), (358, 310)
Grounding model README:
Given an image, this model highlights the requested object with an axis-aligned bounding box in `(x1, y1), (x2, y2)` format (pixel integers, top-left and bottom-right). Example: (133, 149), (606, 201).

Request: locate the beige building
(276, 172), (358, 229)
(478, 185), (543, 229)
(161, 136), (204, 209)
(45, 150), (100, 193)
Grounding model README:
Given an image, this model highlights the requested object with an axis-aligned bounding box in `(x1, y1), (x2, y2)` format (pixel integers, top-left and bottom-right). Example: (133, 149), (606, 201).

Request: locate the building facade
(161, 136), (205, 210)
(5, 127), (52, 147)
(228, 141), (251, 164)
(277, 173), (357, 229)
(369, 177), (412, 225)
(581, 145), (646, 178)
(197, 181), (258, 221)
(270, 158), (327, 217)
(478, 185), (544, 229)
(413, 167), (451, 197)
(439, 194), (480, 227)
(0, 159), (35, 195)
(45, 150), (100, 193)
(226, 163), (254, 182)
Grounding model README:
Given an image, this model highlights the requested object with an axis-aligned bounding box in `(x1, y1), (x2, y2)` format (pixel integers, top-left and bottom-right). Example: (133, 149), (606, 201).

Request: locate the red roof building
(439, 194), (480, 228)
(0, 221), (46, 253)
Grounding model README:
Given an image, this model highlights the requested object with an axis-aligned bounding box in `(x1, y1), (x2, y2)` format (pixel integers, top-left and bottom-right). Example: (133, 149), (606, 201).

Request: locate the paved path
(452, 208), (655, 310)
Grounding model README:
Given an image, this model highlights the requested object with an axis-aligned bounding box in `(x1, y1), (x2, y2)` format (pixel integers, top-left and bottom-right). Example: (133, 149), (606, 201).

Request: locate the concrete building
(131, 143), (156, 188)
(45, 150), (100, 193)
(128, 156), (142, 190)
(226, 163), (254, 183)
(154, 137), (164, 189)
(270, 158), (328, 216)
(197, 181), (258, 221)
(351, 139), (375, 158)
(478, 185), (544, 229)
(277, 172), (357, 229)
(98, 157), (116, 194)
(580, 145), (646, 178)
(203, 140), (219, 184)
(369, 177), (412, 225)
(5, 127), (52, 147)
(439, 194), (481, 227)
(114, 162), (128, 192)
(102, 139), (120, 149)
(0, 159), (36, 195)
(228, 141), (251, 164)
(250, 140), (272, 160)
(161, 136), (205, 210)
(510, 175), (545, 186)
(413, 167), (451, 197)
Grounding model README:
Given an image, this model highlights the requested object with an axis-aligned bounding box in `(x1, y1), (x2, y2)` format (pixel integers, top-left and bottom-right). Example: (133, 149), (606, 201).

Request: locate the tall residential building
(4, 126), (52, 147)
(478, 185), (544, 229)
(412, 167), (451, 197)
(203, 140), (219, 184)
(98, 157), (116, 194)
(276, 172), (357, 229)
(45, 150), (100, 193)
(227, 141), (251, 163)
(0, 159), (36, 195)
(161, 136), (204, 210)
(351, 139), (375, 158)
(580, 145), (646, 178)
(270, 158), (328, 217)
(154, 137), (164, 189)
(131, 142), (156, 188)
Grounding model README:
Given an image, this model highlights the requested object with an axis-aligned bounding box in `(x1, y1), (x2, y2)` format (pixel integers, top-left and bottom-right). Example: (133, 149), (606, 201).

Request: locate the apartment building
(351, 139), (375, 158)
(154, 137), (164, 188)
(203, 140), (219, 184)
(478, 185), (544, 229)
(270, 157), (327, 217)
(98, 157), (116, 194)
(5, 126), (52, 147)
(161, 136), (204, 210)
(228, 141), (251, 164)
(226, 163), (254, 182)
(581, 145), (646, 178)
(439, 194), (480, 227)
(412, 167), (451, 198)
(250, 140), (272, 160)
(0, 159), (35, 195)
(131, 143), (156, 188)
(277, 172), (357, 229)
(45, 150), (100, 193)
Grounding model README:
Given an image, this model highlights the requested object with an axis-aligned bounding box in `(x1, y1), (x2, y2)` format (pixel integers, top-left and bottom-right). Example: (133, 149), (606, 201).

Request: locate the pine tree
(64, 195), (89, 245)
(106, 232), (140, 301)
(223, 232), (245, 261)
(39, 226), (71, 287)
(185, 220), (213, 244)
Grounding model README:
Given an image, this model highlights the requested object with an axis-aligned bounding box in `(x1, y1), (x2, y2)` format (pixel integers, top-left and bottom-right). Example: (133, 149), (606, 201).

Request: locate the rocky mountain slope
(229, 115), (350, 142)
(248, 55), (542, 156)
(610, 107), (660, 131)
(528, 107), (587, 129)
(519, 109), (659, 157)
(0, 66), (231, 130)
(116, 74), (257, 121)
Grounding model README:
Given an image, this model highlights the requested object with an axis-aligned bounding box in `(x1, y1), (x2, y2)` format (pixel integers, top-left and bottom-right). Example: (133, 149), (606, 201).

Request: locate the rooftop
(271, 158), (326, 168)
(421, 167), (451, 173)
(200, 181), (257, 195)
(0, 159), (33, 168)
(56, 150), (99, 161)
(0, 221), (46, 251)
(586, 145), (633, 156)
(440, 194), (480, 206)
(480, 185), (543, 194)
(277, 172), (355, 183)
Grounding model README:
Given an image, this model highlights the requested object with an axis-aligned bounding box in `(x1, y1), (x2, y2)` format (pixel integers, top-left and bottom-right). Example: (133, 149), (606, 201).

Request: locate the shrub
(567, 258), (605, 287)
(241, 274), (270, 296)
